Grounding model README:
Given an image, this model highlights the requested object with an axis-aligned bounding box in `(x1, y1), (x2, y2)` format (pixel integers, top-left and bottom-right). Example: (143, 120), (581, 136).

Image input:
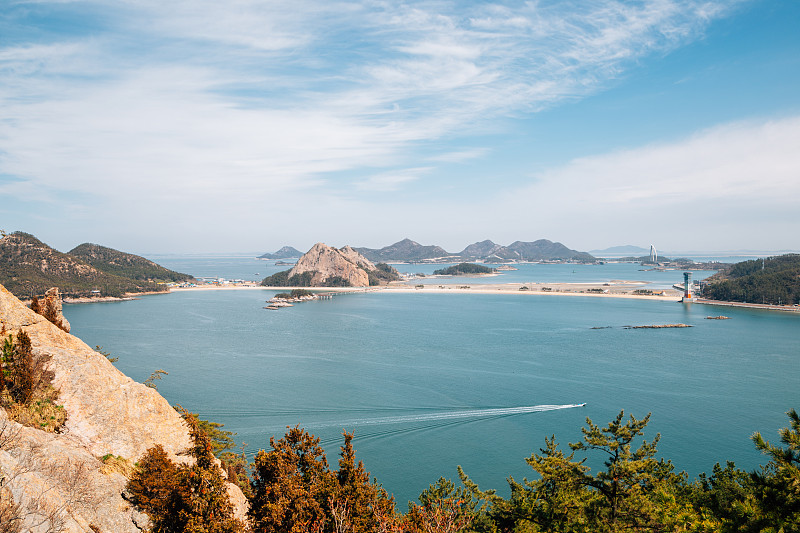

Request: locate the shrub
(1, 331), (64, 432)
(127, 413), (244, 533)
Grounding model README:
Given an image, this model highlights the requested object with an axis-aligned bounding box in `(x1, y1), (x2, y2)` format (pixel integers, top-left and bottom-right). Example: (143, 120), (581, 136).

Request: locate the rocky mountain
(354, 238), (452, 263)
(258, 246), (303, 259)
(455, 239), (594, 262)
(351, 238), (593, 263)
(458, 240), (522, 262)
(0, 232), (174, 299)
(69, 243), (192, 283)
(0, 283), (247, 531)
(261, 243), (400, 287)
(506, 240), (595, 262)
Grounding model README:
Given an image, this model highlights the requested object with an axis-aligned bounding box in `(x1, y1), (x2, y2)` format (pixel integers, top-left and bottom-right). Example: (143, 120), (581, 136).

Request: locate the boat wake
(318, 403), (585, 430)
(240, 403), (584, 458)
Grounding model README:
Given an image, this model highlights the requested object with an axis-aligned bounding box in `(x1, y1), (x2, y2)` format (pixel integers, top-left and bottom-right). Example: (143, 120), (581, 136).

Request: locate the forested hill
(433, 263), (495, 276)
(0, 232), (179, 298)
(703, 253), (800, 305)
(69, 243), (192, 283)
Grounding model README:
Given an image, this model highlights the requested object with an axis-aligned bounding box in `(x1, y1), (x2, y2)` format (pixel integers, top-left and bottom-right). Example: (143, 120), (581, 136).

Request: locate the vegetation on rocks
(368, 263), (401, 285)
(126, 411), (245, 533)
(0, 331), (65, 432)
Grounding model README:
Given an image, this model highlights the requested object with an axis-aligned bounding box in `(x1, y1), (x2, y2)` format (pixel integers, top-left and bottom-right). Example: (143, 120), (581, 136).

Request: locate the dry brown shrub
(5, 388), (66, 433)
(99, 454), (135, 478)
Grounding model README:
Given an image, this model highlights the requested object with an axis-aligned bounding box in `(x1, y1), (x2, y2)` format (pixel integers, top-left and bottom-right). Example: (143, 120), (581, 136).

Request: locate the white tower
(649, 244), (657, 263)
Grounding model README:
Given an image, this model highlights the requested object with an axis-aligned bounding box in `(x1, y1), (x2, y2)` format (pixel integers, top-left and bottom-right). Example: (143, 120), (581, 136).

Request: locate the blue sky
(1, 0), (798, 254)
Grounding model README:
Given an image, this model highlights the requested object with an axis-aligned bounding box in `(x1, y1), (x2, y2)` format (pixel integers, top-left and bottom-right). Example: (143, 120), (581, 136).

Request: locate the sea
(63, 255), (800, 506)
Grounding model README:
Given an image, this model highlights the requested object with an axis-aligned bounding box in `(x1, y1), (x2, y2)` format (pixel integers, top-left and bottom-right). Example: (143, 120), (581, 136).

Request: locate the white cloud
(355, 167), (431, 191)
(429, 148), (490, 163)
(0, 0), (758, 252)
(496, 115), (800, 250)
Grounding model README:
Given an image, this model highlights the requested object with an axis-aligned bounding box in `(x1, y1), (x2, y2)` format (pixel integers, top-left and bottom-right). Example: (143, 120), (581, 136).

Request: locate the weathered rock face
(0, 283), (247, 531)
(31, 287), (71, 333)
(288, 243), (375, 287)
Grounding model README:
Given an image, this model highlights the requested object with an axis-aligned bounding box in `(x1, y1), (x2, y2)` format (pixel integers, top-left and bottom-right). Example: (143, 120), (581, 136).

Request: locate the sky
(1, 0), (799, 255)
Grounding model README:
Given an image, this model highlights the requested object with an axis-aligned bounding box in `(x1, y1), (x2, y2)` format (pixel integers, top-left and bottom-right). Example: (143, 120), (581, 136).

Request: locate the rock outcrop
(288, 243), (375, 287)
(31, 287), (71, 333)
(0, 283), (247, 531)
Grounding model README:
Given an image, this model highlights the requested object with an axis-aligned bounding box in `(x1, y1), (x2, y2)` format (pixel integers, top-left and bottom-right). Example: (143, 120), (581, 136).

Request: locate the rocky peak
(339, 245), (375, 271)
(289, 243), (372, 287)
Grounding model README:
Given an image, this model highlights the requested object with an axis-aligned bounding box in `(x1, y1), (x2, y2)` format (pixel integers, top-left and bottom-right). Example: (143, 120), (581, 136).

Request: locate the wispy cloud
(0, 0), (751, 250)
(355, 167), (431, 192)
(429, 148), (490, 163)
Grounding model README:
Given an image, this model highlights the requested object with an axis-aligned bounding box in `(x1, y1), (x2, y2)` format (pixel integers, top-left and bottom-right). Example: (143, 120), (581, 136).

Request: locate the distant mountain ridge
(0, 232), (190, 298)
(590, 245), (650, 256)
(458, 240), (522, 261)
(355, 238), (594, 262)
(258, 246), (303, 259)
(354, 239), (453, 262)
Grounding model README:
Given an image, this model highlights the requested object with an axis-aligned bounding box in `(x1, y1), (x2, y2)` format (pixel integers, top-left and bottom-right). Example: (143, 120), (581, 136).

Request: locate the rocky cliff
(288, 243), (375, 287)
(0, 283), (246, 531)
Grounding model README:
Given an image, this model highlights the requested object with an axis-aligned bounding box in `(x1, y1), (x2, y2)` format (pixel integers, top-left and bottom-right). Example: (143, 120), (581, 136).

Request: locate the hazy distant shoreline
(168, 282), (681, 301)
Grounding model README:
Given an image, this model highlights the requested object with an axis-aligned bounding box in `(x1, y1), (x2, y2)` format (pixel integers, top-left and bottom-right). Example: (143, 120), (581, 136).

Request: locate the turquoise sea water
(63, 258), (799, 506)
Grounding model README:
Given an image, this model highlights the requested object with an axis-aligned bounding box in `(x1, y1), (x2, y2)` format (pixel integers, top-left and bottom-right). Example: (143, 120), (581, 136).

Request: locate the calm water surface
(63, 258), (799, 506)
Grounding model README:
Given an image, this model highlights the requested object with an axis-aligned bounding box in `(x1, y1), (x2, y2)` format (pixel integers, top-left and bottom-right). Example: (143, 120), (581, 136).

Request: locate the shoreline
(168, 282), (682, 302)
(693, 298), (800, 313)
(59, 284), (800, 312)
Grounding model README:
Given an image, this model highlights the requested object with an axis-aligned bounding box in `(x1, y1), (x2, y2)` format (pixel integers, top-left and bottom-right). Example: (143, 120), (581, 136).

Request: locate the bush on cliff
(127, 411), (244, 533)
(0, 330), (65, 432)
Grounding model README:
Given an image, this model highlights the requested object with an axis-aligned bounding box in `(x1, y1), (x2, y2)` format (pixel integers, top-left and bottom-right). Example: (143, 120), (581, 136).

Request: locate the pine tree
(751, 409), (800, 531)
(335, 431), (396, 533)
(569, 411), (676, 531)
(248, 426), (334, 533)
(126, 414), (243, 533)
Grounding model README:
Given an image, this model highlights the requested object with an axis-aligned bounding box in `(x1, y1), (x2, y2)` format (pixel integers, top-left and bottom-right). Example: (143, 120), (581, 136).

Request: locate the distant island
(258, 246), (303, 260)
(261, 243), (401, 287)
(590, 244), (651, 256)
(433, 263), (495, 276)
(701, 254), (800, 305)
(0, 232), (193, 299)
(354, 238), (595, 263)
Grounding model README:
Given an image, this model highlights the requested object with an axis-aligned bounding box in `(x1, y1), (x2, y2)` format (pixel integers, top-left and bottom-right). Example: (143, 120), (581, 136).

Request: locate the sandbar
(169, 282), (682, 301)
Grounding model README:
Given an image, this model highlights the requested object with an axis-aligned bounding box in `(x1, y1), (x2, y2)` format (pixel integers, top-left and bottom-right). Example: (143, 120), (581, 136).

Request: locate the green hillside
(433, 263), (495, 275)
(703, 254), (800, 305)
(0, 232), (175, 298)
(69, 243), (191, 283)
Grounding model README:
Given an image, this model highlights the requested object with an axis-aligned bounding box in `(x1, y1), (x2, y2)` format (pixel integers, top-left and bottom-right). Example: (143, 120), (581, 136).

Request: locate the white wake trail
(321, 404), (584, 429)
